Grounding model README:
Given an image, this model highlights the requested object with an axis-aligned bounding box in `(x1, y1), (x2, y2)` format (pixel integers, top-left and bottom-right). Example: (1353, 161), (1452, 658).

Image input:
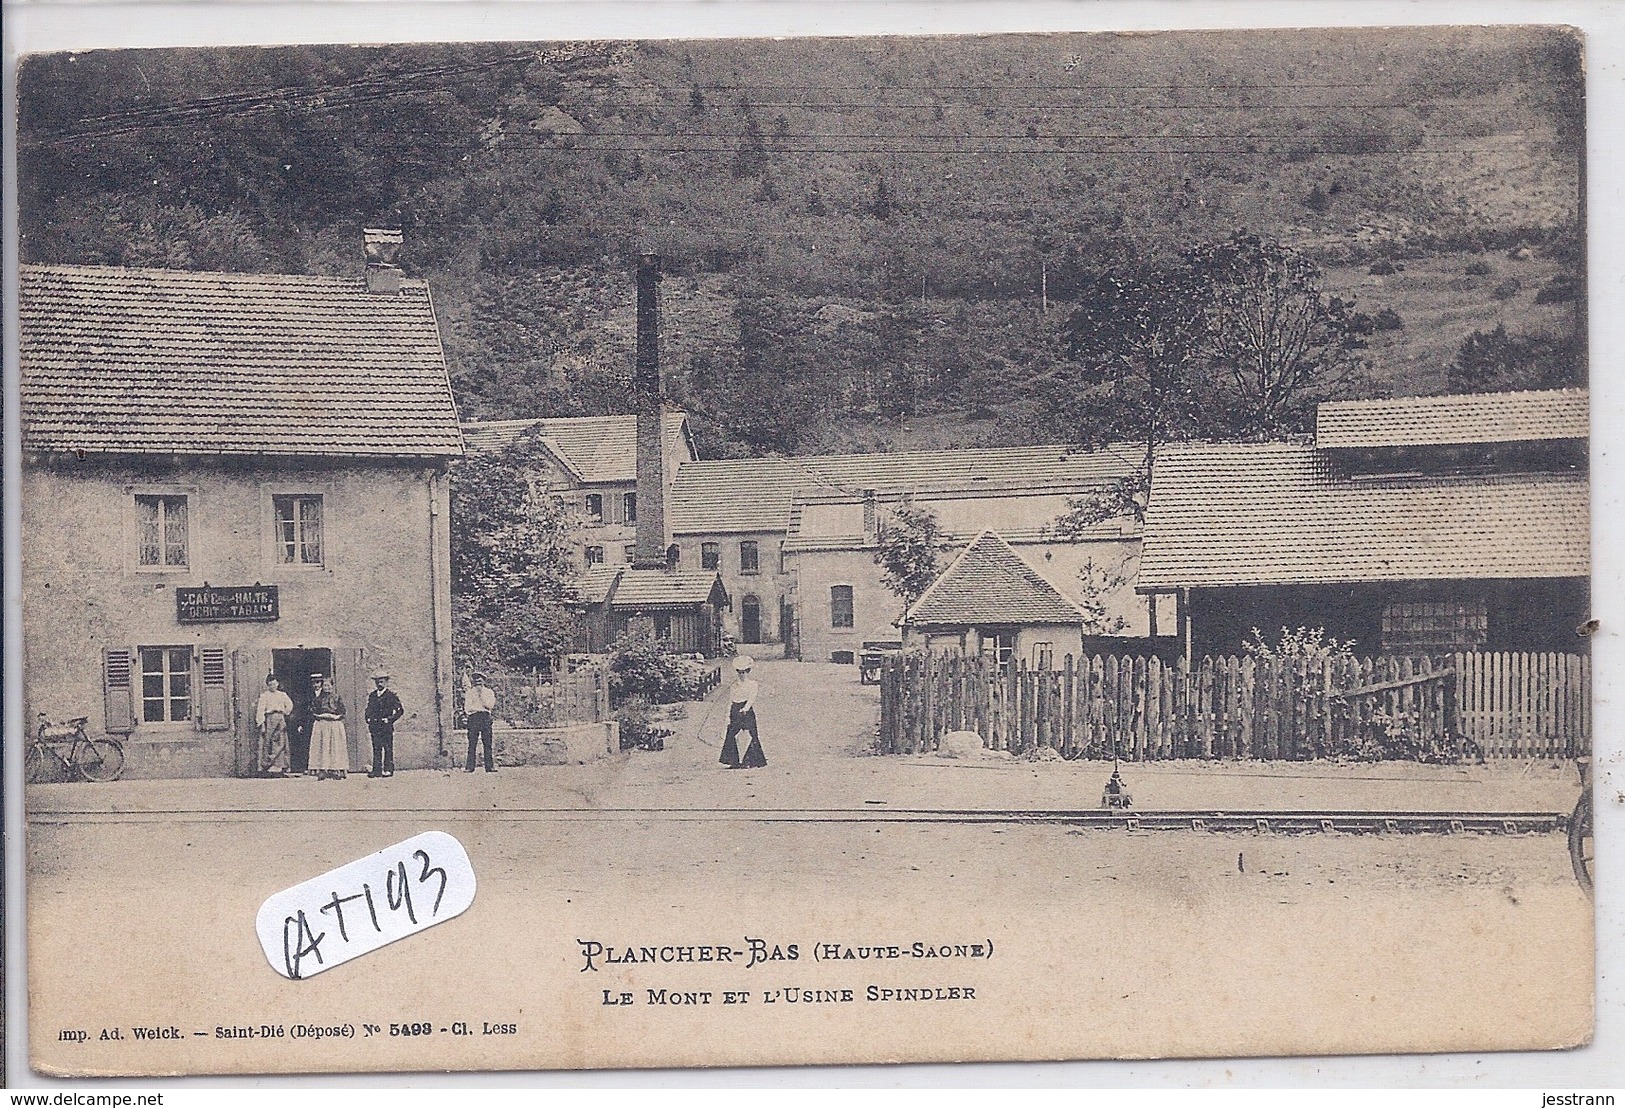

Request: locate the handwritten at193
(281, 848), (448, 979)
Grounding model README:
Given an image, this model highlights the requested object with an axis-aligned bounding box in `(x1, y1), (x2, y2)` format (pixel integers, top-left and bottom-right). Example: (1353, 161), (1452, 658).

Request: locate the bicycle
(1569, 756), (1594, 896)
(27, 714), (126, 783)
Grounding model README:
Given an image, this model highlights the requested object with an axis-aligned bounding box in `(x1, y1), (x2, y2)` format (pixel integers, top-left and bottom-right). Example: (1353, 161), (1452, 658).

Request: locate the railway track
(24, 805), (1570, 833)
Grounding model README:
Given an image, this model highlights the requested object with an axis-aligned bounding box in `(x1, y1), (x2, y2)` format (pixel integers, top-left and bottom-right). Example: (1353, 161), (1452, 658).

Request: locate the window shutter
(103, 648), (135, 734)
(199, 645), (231, 731)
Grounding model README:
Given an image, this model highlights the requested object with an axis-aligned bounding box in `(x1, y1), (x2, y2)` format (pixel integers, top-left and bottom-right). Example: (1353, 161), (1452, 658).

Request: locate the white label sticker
(256, 831), (475, 979)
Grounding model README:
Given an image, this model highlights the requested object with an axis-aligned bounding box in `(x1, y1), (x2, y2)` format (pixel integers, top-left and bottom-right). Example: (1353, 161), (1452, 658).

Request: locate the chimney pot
(364, 227), (404, 295)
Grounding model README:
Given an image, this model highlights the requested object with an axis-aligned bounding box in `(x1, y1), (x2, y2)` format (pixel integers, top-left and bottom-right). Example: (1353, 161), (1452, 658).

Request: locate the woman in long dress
(307, 674), (350, 780)
(719, 655), (767, 770)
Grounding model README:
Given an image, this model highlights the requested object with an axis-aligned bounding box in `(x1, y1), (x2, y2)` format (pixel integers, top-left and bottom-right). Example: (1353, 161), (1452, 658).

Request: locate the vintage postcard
(11, 22), (1597, 1077)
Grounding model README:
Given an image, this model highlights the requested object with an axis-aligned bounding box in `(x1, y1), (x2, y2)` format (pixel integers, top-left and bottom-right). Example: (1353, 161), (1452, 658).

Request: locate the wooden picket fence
(876, 651), (1590, 762)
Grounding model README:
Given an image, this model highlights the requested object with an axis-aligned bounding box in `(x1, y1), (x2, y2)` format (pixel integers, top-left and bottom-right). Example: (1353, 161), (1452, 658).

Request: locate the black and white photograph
(4, 9), (1611, 1082)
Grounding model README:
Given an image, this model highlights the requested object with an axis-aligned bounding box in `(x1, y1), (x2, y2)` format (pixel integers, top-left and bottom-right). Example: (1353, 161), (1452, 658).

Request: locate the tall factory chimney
(632, 253), (667, 569)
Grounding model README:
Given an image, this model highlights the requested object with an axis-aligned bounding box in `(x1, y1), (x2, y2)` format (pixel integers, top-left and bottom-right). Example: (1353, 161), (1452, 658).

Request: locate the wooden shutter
(103, 648), (135, 734)
(199, 645), (231, 731)
(231, 649), (265, 776)
(332, 647), (364, 771)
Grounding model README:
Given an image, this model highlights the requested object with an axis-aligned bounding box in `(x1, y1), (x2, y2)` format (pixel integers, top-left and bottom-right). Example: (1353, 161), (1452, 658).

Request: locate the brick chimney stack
(363, 227), (403, 295)
(633, 253), (667, 568)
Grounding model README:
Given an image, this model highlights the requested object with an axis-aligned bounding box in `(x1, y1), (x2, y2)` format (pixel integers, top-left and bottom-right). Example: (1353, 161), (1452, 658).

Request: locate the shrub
(607, 618), (701, 706)
(1492, 277), (1522, 301)
(1373, 307), (1404, 331)
(616, 696), (653, 750)
(1367, 259), (1397, 276)
(1243, 626), (1356, 665)
(1465, 259), (1494, 276)
(1534, 274), (1580, 304)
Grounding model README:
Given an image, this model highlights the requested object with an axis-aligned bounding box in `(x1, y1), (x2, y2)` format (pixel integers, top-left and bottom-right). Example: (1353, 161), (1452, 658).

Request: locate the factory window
(1381, 598), (1488, 653)
(830, 585), (854, 629)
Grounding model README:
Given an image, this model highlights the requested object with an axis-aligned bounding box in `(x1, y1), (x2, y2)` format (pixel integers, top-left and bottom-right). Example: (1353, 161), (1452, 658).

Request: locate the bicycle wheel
(24, 743), (53, 784)
(76, 739), (126, 783)
(1569, 790), (1594, 896)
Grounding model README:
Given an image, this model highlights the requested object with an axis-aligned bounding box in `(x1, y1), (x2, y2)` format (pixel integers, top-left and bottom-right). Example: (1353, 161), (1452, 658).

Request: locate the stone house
(19, 250), (463, 778)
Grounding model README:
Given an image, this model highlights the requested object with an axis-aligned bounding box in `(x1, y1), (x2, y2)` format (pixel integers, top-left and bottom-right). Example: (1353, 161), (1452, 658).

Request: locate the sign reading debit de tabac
(176, 585), (280, 623)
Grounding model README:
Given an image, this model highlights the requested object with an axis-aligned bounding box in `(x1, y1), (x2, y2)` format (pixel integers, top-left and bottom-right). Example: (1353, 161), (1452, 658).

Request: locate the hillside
(16, 28), (1584, 454)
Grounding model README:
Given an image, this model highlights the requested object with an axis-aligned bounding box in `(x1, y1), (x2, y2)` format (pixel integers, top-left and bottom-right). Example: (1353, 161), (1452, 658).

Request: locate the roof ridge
(1321, 387), (1588, 410)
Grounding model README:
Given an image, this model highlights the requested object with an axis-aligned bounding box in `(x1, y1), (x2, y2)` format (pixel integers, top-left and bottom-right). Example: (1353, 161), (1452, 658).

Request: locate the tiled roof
(608, 569), (726, 609)
(571, 564), (622, 605)
(905, 531), (1085, 627)
(668, 443), (1142, 534)
(1137, 442), (1589, 589)
(20, 264), (463, 458)
(1316, 388), (1588, 449)
(461, 412), (693, 484)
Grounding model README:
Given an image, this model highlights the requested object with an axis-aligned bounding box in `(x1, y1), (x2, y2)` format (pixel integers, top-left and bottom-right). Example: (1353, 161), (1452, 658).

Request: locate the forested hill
(17, 29), (1584, 457)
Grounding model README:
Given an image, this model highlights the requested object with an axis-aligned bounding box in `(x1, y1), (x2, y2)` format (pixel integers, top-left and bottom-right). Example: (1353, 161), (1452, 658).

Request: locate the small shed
(901, 530), (1087, 670)
(571, 566), (729, 656)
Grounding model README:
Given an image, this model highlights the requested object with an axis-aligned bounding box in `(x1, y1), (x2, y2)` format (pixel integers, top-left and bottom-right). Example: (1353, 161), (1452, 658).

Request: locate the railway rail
(25, 805), (1570, 834)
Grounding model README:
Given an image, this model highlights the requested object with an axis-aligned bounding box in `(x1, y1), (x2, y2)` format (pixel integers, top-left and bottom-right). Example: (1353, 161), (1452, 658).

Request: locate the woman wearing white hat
(719, 655), (766, 770)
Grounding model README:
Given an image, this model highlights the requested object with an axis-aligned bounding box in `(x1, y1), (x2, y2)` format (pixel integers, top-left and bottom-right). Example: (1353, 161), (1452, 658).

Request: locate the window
(981, 630), (1017, 674)
(586, 546), (605, 565)
(623, 492), (637, 523)
(1382, 598), (1488, 653)
(139, 646), (193, 723)
(831, 650), (856, 665)
(623, 544), (637, 563)
(585, 493), (603, 522)
(652, 613), (673, 639)
(136, 495), (188, 568)
(273, 495), (324, 566)
(830, 585), (854, 629)
(740, 540), (760, 574)
(1033, 641), (1054, 669)
(779, 543), (790, 574)
(701, 542), (720, 570)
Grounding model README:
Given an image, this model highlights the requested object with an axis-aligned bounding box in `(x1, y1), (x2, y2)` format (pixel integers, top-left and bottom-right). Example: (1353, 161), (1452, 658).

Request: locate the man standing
(464, 671), (497, 773)
(364, 667), (404, 779)
(255, 674), (294, 777)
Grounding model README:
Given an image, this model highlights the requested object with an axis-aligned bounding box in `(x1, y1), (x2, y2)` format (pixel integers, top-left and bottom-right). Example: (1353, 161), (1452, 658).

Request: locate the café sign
(177, 585), (280, 624)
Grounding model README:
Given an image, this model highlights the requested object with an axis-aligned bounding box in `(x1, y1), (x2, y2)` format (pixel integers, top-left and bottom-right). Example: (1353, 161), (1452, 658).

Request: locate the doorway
(272, 647), (332, 774)
(741, 595), (761, 644)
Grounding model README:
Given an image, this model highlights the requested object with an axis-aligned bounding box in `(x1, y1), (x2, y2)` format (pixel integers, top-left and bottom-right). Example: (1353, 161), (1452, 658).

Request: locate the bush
(1492, 277), (1522, 301)
(1372, 307), (1404, 331)
(607, 618), (706, 706)
(1534, 274), (1580, 304)
(1367, 259), (1397, 276)
(1465, 259), (1494, 277)
(616, 696), (653, 750)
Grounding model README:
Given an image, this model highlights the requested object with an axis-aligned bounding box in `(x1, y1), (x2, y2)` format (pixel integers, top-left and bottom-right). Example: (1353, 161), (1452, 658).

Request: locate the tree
(1189, 232), (1371, 436)
(449, 432), (580, 674)
(1448, 323), (1583, 393)
(872, 502), (953, 617)
(1038, 265), (1209, 537)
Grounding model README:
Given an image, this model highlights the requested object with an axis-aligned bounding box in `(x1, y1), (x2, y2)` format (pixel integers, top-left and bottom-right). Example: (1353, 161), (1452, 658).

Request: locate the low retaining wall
(493, 722), (619, 766)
